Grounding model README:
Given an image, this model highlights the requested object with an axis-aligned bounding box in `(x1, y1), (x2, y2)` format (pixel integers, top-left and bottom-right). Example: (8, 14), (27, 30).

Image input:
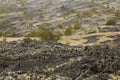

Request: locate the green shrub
(61, 5), (66, 9)
(92, 7), (98, 13)
(0, 8), (7, 14)
(38, 23), (51, 30)
(0, 22), (6, 26)
(0, 32), (3, 37)
(65, 27), (72, 36)
(115, 10), (120, 18)
(106, 19), (116, 25)
(23, 11), (27, 15)
(56, 23), (64, 29)
(25, 29), (62, 41)
(82, 11), (93, 17)
(2, 29), (18, 37)
(94, 44), (101, 49)
(25, 31), (41, 37)
(107, 9), (114, 13)
(99, 28), (106, 33)
(40, 30), (61, 41)
(3, 30), (12, 37)
(11, 32), (18, 37)
(73, 23), (82, 30)
(76, 13), (81, 18)
(0, 21), (10, 27)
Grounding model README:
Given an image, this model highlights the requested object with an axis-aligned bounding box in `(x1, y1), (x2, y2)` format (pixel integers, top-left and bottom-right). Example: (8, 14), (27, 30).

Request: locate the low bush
(65, 26), (72, 36)
(25, 31), (41, 37)
(11, 32), (18, 37)
(3, 30), (12, 37)
(76, 13), (81, 18)
(106, 19), (116, 25)
(40, 30), (61, 41)
(82, 11), (93, 18)
(26, 28), (62, 41)
(0, 32), (3, 37)
(56, 24), (64, 29)
(115, 10), (120, 18)
(73, 23), (82, 30)
(99, 28), (106, 33)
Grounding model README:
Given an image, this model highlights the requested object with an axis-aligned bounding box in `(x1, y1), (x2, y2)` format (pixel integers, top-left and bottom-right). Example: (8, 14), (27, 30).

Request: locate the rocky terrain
(0, 0), (120, 80)
(0, 37), (120, 80)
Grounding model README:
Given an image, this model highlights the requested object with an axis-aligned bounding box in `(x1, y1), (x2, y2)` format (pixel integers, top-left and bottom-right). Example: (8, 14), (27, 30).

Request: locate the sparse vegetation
(106, 19), (116, 25)
(76, 13), (81, 18)
(0, 32), (3, 37)
(3, 30), (12, 37)
(26, 25), (62, 41)
(65, 26), (73, 36)
(115, 10), (120, 18)
(107, 9), (114, 14)
(94, 44), (101, 49)
(11, 32), (18, 37)
(73, 22), (82, 30)
(91, 7), (98, 13)
(40, 30), (61, 41)
(23, 11), (27, 15)
(60, 5), (66, 9)
(0, 8), (7, 14)
(25, 31), (40, 37)
(1, 29), (18, 37)
(84, 30), (88, 34)
(82, 11), (93, 18)
(99, 28), (106, 33)
(56, 23), (64, 29)
(0, 22), (6, 26)
(64, 9), (76, 17)
(76, 13), (83, 20)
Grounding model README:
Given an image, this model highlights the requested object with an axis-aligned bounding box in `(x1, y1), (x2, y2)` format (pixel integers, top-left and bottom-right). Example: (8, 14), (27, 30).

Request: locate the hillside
(0, 0), (120, 80)
(0, 0), (120, 37)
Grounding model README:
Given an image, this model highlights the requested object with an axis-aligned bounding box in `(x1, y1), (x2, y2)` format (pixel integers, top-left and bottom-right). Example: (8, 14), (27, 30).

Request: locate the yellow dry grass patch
(97, 36), (113, 42)
(59, 32), (120, 46)
(59, 38), (87, 46)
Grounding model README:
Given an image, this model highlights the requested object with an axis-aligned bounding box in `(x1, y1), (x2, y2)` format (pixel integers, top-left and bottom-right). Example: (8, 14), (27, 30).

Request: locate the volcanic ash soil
(0, 38), (120, 80)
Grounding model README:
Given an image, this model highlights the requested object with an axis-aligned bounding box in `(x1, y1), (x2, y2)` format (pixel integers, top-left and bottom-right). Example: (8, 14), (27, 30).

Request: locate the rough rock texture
(0, 37), (120, 80)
